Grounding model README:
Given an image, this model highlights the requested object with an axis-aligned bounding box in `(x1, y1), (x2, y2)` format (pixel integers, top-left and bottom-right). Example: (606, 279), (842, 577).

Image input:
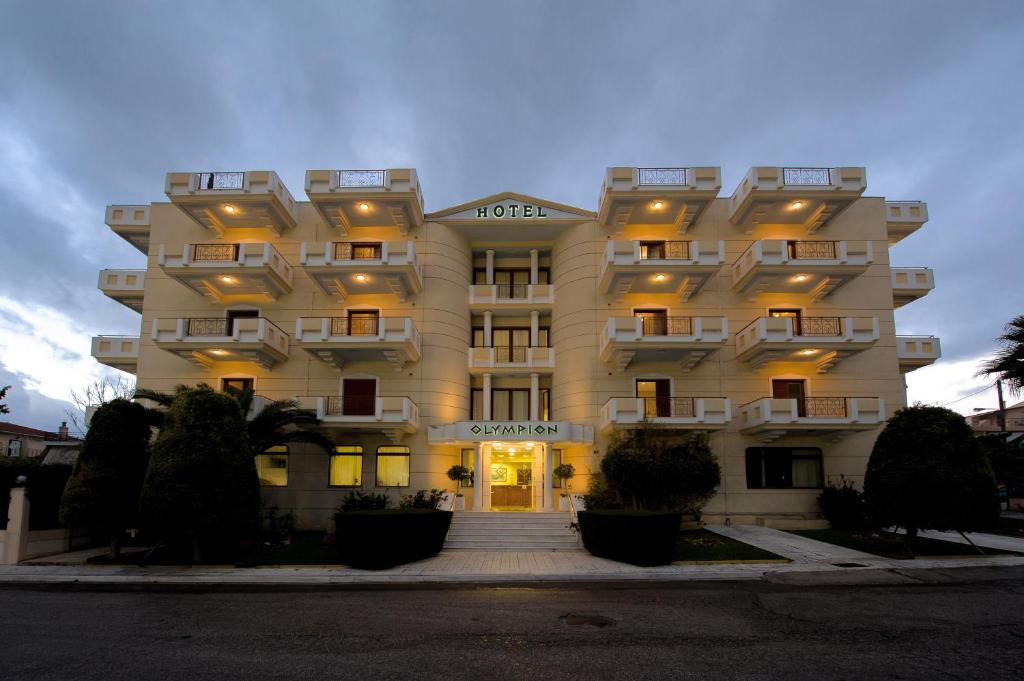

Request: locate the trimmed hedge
(0, 458), (73, 531)
(334, 509), (453, 570)
(577, 510), (682, 566)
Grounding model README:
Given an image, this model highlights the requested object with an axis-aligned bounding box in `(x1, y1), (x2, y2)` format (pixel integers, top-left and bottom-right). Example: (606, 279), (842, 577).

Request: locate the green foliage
(817, 477), (870, 530)
(260, 505), (296, 545)
(138, 386), (259, 560)
(553, 463), (575, 482)
(446, 465), (471, 495)
(597, 428), (721, 513)
(399, 488), (447, 509)
(577, 510), (682, 566)
(979, 434), (1024, 498)
(0, 458), (73, 530)
(979, 315), (1024, 395)
(864, 405), (1000, 551)
(334, 510), (453, 569)
(0, 384), (10, 414)
(59, 399), (151, 550)
(339, 490), (391, 511)
(581, 472), (622, 510)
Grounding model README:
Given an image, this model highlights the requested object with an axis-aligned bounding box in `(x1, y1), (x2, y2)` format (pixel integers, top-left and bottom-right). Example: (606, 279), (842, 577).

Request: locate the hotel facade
(92, 166), (939, 529)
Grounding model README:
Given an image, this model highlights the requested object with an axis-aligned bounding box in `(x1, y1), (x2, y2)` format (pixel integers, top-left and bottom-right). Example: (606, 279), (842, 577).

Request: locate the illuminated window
(461, 448), (475, 487)
(255, 446), (288, 487)
(551, 449), (563, 488)
(329, 445), (363, 487)
(376, 445), (410, 487)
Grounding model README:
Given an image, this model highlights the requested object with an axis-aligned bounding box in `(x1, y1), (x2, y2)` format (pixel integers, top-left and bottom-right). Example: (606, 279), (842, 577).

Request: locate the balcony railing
(198, 171), (244, 190)
(641, 396), (695, 418)
(496, 283), (529, 299)
(329, 316), (380, 336)
(792, 317), (842, 337)
(469, 283), (554, 307)
(782, 168), (831, 185)
(336, 170), (386, 188)
(325, 395), (378, 417)
(494, 345), (529, 363)
(799, 397), (848, 418)
(788, 240), (837, 259)
(334, 242), (383, 260)
(639, 241), (691, 260)
(637, 168), (688, 186)
(186, 318), (229, 336)
(192, 243), (240, 262)
(600, 396), (731, 430)
(640, 316), (693, 336)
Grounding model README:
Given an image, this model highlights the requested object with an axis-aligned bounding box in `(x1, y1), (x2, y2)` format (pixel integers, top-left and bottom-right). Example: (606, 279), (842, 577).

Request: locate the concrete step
(445, 511), (577, 551)
(448, 528), (573, 537)
(445, 540), (580, 550)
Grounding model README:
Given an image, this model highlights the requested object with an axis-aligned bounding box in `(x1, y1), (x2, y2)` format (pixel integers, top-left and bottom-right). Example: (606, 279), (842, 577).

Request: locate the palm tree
(979, 315), (1024, 395)
(134, 384), (335, 455)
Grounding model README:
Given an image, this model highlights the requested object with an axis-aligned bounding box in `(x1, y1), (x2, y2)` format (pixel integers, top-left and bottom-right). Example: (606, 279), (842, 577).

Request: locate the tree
(59, 399), (151, 558)
(65, 376), (136, 434)
(979, 315), (1024, 395)
(864, 405), (1000, 554)
(446, 465), (471, 497)
(138, 386), (259, 562)
(979, 433), (1024, 500)
(1, 384), (10, 414)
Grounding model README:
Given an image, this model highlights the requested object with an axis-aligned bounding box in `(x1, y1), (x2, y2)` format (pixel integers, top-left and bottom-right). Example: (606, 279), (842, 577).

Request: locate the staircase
(445, 511), (580, 550)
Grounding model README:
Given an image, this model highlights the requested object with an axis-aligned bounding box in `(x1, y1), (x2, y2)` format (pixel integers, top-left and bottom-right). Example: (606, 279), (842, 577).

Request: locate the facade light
(792, 274), (810, 282)
(790, 201), (804, 210)
(358, 202), (370, 212)
(220, 275), (236, 284)
(654, 273), (668, 282)
(652, 200), (664, 210)
(223, 204), (236, 214)
(354, 274), (368, 283)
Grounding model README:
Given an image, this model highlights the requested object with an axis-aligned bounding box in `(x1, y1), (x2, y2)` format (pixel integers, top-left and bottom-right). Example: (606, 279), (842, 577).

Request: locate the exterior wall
(0, 433), (48, 458)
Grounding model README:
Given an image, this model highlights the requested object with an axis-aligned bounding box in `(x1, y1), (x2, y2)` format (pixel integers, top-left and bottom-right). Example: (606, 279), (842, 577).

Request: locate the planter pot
(334, 510), (453, 570)
(577, 510), (682, 567)
(559, 495), (570, 511)
(455, 495), (466, 511)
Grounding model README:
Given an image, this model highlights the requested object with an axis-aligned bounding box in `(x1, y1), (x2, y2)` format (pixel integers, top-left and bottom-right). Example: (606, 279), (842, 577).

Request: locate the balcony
(316, 396), (419, 441)
(91, 336), (139, 374)
(599, 240), (724, 302)
(98, 269), (145, 312)
(600, 316), (728, 371)
(295, 316), (421, 371)
(597, 167), (721, 233)
(599, 397), (731, 433)
(468, 346), (554, 374)
(164, 171), (298, 236)
(300, 240), (422, 302)
(732, 240), (872, 300)
(738, 397), (886, 442)
(150, 317), (289, 369)
(891, 267), (935, 308)
(885, 201), (928, 244)
(728, 167), (866, 232)
(735, 316), (879, 372)
(305, 168), (424, 235)
(468, 284), (554, 311)
(105, 205), (150, 254)
(897, 335), (941, 373)
(158, 242), (293, 302)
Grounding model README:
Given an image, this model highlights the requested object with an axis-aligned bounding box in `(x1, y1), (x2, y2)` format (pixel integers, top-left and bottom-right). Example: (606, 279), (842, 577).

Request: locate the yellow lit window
(255, 445), (288, 487)
(330, 446), (363, 487)
(376, 445), (410, 487)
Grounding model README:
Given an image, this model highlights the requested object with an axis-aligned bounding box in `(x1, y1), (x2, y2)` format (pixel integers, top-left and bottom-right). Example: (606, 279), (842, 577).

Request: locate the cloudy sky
(1, 1), (1022, 431)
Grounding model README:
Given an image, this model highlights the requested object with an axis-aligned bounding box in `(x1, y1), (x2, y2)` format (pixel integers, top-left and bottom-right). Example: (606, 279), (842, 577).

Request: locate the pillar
(3, 487), (30, 565)
(543, 443), (554, 512)
(483, 373), (492, 420)
(472, 443), (483, 512)
(530, 310), (539, 347)
(530, 373), (540, 421)
(484, 310), (493, 347)
(529, 248), (539, 285)
(481, 443), (492, 511)
(485, 249), (495, 285)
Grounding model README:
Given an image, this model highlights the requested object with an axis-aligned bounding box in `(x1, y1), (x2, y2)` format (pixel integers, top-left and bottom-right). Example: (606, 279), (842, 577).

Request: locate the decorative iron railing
(495, 346), (529, 363)
(198, 172), (244, 190)
(801, 397), (848, 418)
(637, 168), (687, 186)
(186, 318), (228, 336)
(640, 241), (691, 260)
(495, 283), (529, 300)
(333, 242), (382, 260)
(192, 243), (239, 262)
(330, 316), (380, 336)
(788, 241), (836, 259)
(337, 170), (386, 188)
(782, 168), (831, 186)
(642, 396), (695, 418)
(793, 317), (842, 337)
(325, 395), (377, 417)
(640, 316), (693, 336)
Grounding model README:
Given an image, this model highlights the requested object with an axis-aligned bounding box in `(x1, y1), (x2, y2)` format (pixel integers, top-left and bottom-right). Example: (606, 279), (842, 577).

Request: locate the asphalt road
(3, 578), (1024, 680)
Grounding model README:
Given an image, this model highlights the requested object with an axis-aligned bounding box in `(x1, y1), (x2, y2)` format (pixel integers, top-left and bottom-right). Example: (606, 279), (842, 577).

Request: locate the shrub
(446, 465), (472, 496)
(340, 490), (391, 511)
(577, 510), (682, 566)
(399, 488), (447, 509)
(0, 458), (73, 531)
(260, 505), (296, 545)
(334, 510), (453, 569)
(864, 405), (1000, 554)
(818, 477), (869, 530)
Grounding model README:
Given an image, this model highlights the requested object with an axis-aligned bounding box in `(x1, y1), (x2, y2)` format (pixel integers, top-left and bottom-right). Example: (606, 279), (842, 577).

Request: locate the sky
(0, 0), (1022, 432)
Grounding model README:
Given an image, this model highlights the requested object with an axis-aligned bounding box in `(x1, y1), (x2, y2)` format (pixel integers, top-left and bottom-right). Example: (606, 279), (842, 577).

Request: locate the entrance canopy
(427, 420), (594, 446)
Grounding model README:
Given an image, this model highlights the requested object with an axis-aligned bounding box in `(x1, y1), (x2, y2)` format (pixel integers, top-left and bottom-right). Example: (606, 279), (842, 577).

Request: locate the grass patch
(791, 529), (1021, 560)
(87, 533), (346, 567)
(673, 529), (788, 563)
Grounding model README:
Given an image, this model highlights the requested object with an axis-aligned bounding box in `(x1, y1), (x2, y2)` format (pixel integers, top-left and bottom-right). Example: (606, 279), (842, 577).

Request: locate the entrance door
(489, 445), (534, 510)
(226, 309), (259, 334)
(772, 379), (807, 417)
(342, 378), (376, 416)
(636, 379), (671, 417)
(769, 308), (802, 335)
(635, 309), (668, 336)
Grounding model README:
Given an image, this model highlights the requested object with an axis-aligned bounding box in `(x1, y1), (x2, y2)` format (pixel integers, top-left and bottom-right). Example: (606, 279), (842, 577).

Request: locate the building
(0, 421), (81, 462)
(967, 401), (1024, 436)
(92, 166), (939, 529)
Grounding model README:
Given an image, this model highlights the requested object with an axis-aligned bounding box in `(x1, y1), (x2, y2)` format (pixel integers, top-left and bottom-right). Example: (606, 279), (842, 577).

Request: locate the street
(3, 578), (1024, 680)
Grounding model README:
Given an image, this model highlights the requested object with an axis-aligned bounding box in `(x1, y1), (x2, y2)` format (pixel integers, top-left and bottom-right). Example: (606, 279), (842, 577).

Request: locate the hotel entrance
(488, 443), (537, 511)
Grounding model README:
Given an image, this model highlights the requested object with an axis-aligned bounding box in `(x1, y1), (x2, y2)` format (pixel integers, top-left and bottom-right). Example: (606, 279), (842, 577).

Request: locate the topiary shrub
(864, 405), (1000, 554)
(817, 477), (869, 530)
(139, 386), (258, 562)
(334, 510), (453, 569)
(60, 398), (151, 557)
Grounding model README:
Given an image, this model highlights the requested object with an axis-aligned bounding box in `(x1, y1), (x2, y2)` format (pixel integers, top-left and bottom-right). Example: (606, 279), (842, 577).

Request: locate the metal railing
(639, 241), (690, 260)
(337, 170), (385, 187)
(495, 283), (529, 299)
(782, 168), (831, 185)
(325, 395), (377, 417)
(639, 316), (692, 336)
(801, 397), (848, 418)
(641, 396), (695, 418)
(198, 172), (244, 190)
(637, 168), (687, 186)
(330, 316), (380, 336)
(495, 346), (529, 363)
(192, 243), (239, 262)
(333, 242), (382, 260)
(186, 318), (228, 336)
(793, 317), (842, 336)
(788, 241), (836, 259)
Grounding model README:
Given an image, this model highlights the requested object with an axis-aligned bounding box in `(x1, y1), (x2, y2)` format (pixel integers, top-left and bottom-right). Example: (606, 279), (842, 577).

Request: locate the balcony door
(342, 378), (377, 416)
(494, 269), (530, 299)
(226, 309), (259, 335)
(492, 389), (530, 421)
(769, 308), (802, 335)
(635, 309), (668, 336)
(347, 310), (380, 336)
(639, 241), (666, 259)
(636, 379), (671, 417)
(772, 379), (807, 417)
(492, 328), (530, 362)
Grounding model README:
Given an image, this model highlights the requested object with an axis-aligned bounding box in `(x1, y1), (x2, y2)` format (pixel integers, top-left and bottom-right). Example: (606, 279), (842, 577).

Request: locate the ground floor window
(255, 446), (288, 487)
(551, 448), (563, 488)
(745, 447), (823, 489)
(461, 448), (475, 487)
(329, 445), (363, 487)
(376, 445), (411, 487)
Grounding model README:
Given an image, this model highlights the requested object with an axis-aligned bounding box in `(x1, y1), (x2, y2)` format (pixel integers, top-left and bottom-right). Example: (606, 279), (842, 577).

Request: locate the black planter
(577, 510), (682, 566)
(334, 509), (453, 570)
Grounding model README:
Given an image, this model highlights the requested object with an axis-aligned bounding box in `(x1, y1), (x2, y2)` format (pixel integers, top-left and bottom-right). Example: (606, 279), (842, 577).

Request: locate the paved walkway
(708, 525), (878, 564)
(914, 530), (1024, 553)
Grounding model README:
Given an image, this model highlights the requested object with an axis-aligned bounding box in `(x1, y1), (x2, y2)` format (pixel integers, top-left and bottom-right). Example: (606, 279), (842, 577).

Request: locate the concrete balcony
(599, 397), (731, 433)
(599, 240), (724, 302)
(891, 267), (935, 308)
(735, 316), (879, 372)
(885, 201), (928, 244)
(897, 335), (941, 373)
(468, 284), (554, 311)
(165, 171), (298, 236)
(91, 336), (140, 374)
(732, 240), (872, 301)
(158, 242), (293, 302)
(300, 240), (422, 303)
(105, 205), (150, 254)
(600, 316), (728, 372)
(728, 167), (867, 232)
(151, 317), (289, 370)
(98, 269), (145, 312)
(597, 166), (721, 233)
(295, 316), (421, 371)
(316, 396), (419, 441)
(468, 346), (554, 374)
(738, 397), (886, 442)
(305, 168), (424, 235)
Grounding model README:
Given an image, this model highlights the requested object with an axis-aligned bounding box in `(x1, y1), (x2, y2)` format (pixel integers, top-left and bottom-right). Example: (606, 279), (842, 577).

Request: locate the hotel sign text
(476, 203), (549, 219)
(456, 421), (564, 442)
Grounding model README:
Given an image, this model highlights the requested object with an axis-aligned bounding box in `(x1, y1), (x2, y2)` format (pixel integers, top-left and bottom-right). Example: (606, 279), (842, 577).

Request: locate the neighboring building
(967, 401), (1024, 435)
(0, 421), (81, 462)
(92, 166), (939, 529)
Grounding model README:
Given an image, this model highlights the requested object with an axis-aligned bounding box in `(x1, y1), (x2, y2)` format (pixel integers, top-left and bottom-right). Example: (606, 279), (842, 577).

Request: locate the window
(341, 378), (376, 416)
(639, 241), (666, 259)
(492, 389), (530, 421)
(461, 448), (475, 487)
(540, 389), (551, 421)
(636, 379), (671, 417)
(226, 309), (259, 335)
(376, 445), (410, 487)
(471, 389), (484, 420)
(7, 439), (22, 457)
(255, 446), (288, 487)
(745, 448), (823, 489)
(222, 377), (254, 395)
(634, 308), (668, 336)
(551, 449), (563, 488)
(329, 446), (363, 487)
(351, 243), (382, 260)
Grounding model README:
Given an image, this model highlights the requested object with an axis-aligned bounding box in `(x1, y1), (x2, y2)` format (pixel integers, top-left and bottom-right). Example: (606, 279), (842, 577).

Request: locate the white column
(484, 310), (493, 347)
(485, 249), (495, 285)
(473, 443), (483, 512)
(530, 373), (540, 421)
(533, 445), (543, 511)
(543, 443), (554, 512)
(530, 310), (539, 347)
(481, 443), (492, 511)
(483, 372), (492, 420)
(529, 248), (539, 285)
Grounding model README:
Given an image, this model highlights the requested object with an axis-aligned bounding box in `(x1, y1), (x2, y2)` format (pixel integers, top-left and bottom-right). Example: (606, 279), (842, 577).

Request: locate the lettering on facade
(476, 204), (549, 219)
(468, 424), (559, 436)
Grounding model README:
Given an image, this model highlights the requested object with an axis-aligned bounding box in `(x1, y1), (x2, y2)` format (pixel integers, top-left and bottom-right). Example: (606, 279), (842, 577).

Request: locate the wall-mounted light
(223, 204), (236, 214)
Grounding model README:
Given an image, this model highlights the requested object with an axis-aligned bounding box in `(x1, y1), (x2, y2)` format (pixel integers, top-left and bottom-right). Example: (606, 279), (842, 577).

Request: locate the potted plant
(446, 465), (472, 510)
(553, 463), (575, 511)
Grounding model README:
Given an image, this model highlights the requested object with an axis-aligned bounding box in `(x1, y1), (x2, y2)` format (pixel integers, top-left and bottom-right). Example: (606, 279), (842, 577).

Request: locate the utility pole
(997, 380), (1007, 432)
